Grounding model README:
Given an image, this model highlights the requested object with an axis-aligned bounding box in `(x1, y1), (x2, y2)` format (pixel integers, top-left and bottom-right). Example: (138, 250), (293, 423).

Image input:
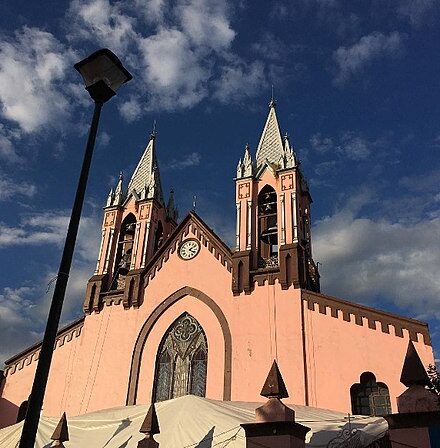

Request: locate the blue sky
(0, 0), (439, 365)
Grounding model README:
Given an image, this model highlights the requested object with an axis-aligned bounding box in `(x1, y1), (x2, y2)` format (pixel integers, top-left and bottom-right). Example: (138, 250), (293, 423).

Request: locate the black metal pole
(19, 101), (103, 448)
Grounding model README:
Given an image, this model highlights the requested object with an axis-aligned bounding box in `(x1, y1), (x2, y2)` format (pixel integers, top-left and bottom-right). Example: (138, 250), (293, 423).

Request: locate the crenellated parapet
(302, 290), (431, 345)
(3, 318), (84, 377)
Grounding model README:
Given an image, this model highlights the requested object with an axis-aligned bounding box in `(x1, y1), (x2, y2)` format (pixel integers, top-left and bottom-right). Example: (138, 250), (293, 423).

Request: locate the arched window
(351, 372), (391, 416)
(258, 185), (278, 268)
(153, 313), (207, 402)
(112, 214), (136, 290)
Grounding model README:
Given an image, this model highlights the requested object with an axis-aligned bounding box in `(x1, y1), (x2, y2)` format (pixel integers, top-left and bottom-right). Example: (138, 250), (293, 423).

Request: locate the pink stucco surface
(0, 225), (435, 428)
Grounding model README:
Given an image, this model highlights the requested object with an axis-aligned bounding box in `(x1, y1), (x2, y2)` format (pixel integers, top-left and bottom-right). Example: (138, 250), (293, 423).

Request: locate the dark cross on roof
(260, 360), (289, 399)
(400, 340), (431, 387)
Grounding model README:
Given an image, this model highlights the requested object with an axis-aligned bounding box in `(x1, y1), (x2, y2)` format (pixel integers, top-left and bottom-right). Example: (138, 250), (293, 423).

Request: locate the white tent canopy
(0, 395), (388, 448)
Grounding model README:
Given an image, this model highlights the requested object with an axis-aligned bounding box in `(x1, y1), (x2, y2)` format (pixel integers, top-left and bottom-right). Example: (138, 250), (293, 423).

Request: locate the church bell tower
(83, 131), (178, 313)
(232, 100), (320, 294)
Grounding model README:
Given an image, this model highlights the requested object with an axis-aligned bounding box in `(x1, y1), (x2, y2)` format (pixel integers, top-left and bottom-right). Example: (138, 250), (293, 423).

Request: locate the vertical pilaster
(94, 229), (106, 274)
(280, 193), (286, 245)
(141, 222), (151, 268)
(291, 192), (298, 243)
(246, 200), (252, 250)
(103, 228), (115, 274)
(235, 202), (241, 250)
(130, 222), (141, 270)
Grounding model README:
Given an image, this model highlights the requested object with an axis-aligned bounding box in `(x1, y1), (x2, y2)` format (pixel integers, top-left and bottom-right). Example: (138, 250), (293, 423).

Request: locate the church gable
(114, 212), (233, 309)
(142, 212), (233, 289)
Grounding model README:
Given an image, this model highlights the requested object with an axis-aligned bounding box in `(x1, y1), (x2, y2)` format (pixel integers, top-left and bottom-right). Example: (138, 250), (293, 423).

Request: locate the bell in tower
(232, 100), (320, 295)
(83, 129), (179, 313)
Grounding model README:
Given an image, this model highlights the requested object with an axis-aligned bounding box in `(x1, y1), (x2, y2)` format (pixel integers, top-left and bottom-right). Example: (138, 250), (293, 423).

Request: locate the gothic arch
(126, 286), (232, 405)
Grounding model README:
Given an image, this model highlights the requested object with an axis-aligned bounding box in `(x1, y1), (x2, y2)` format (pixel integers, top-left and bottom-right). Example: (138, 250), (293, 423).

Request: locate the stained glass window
(153, 313), (207, 402)
(351, 372), (391, 416)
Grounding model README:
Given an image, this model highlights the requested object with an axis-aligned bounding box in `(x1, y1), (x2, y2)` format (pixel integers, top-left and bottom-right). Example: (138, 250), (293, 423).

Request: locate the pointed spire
(128, 133), (164, 205)
(283, 133), (296, 169)
(166, 189), (178, 221)
(242, 143), (253, 177)
(261, 360), (289, 399)
(256, 101), (284, 169)
(106, 188), (114, 207)
(236, 158), (243, 178)
(400, 340), (431, 387)
(113, 171), (124, 205)
(51, 412), (69, 446)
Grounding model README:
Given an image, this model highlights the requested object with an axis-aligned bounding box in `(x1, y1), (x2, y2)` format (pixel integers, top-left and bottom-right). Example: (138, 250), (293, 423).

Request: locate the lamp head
(74, 49), (132, 103)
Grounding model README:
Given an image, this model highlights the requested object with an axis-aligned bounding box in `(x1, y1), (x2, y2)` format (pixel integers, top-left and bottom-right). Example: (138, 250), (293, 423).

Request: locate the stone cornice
(4, 317), (85, 376)
(302, 290), (431, 345)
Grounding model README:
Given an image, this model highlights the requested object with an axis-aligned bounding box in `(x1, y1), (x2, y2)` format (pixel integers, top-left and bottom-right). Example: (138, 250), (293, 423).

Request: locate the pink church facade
(0, 102), (434, 429)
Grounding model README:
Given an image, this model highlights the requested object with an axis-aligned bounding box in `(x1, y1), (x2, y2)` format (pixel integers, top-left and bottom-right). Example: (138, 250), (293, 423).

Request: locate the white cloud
(397, 0), (439, 26)
(0, 174), (37, 201)
(310, 133), (334, 154)
(333, 31), (404, 84)
(138, 28), (209, 110)
(310, 131), (372, 161)
(166, 152), (201, 170)
(0, 27), (75, 133)
(0, 286), (42, 363)
(68, 0), (137, 53)
(214, 59), (267, 104)
(313, 191), (440, 319)
(0, 211), (100, 262)
(176, 0), (235, 51)
(118, 97), (143, 122)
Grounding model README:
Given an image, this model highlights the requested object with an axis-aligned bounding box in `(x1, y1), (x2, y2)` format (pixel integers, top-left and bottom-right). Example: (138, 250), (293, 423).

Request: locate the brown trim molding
(302, 290), (431, 345)
(126, 286), (232, 405)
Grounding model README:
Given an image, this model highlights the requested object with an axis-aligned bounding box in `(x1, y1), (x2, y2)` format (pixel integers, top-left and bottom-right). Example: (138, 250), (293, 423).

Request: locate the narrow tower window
(111, 213), (136, 289)
(350, 372), (391, 416)
(258, 185), (278, 268)
(153, 313), (208, 402)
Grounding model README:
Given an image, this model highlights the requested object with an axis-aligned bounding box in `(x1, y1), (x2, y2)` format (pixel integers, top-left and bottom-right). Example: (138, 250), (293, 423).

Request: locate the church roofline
(302, 290), (431, 345)
(4, 316), (85, 368)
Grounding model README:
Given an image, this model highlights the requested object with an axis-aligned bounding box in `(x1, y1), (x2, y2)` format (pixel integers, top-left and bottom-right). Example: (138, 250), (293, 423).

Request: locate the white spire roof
(255, 103), (285, 168)
(127, 134), (164, 204)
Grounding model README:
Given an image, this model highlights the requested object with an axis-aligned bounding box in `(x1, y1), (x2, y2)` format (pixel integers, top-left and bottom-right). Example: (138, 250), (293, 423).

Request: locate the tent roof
(0, 395), (388, 447)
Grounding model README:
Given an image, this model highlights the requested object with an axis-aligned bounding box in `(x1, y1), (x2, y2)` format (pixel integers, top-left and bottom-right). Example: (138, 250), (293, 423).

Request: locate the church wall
(302, 300), (434, 414)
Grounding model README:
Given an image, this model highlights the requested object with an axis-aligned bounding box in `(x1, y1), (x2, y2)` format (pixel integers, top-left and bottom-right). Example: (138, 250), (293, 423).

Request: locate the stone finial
(51, 412), (69, 447)
(397, 340), (440, 413)
(242, 361), (310, 448)
(256, 361), (294, 423)
(138, 404), (160, 448)
(400, 340), (431, 387)
(261, 360), (289, 399)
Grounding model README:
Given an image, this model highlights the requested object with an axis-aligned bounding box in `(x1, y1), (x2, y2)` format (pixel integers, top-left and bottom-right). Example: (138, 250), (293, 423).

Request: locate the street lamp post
(19, 49), (132, 448)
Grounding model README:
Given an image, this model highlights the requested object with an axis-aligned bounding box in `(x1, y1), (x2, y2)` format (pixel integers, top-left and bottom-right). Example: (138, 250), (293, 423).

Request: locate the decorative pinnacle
(151, 119), (157, 138)
(400, 340), (431, 387)
(51, 412), (69, 443)
(261, 360), (289, 399)
(118, 171), (124, 181)
(140, 404), (160, 435)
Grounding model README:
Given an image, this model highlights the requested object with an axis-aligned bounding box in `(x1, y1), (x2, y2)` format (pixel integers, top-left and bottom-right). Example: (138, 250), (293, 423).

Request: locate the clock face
(179, 239), (200, 260)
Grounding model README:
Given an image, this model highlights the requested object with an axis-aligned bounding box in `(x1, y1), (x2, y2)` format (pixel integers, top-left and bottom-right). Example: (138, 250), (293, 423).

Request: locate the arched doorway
(153, 313), (208, 402)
